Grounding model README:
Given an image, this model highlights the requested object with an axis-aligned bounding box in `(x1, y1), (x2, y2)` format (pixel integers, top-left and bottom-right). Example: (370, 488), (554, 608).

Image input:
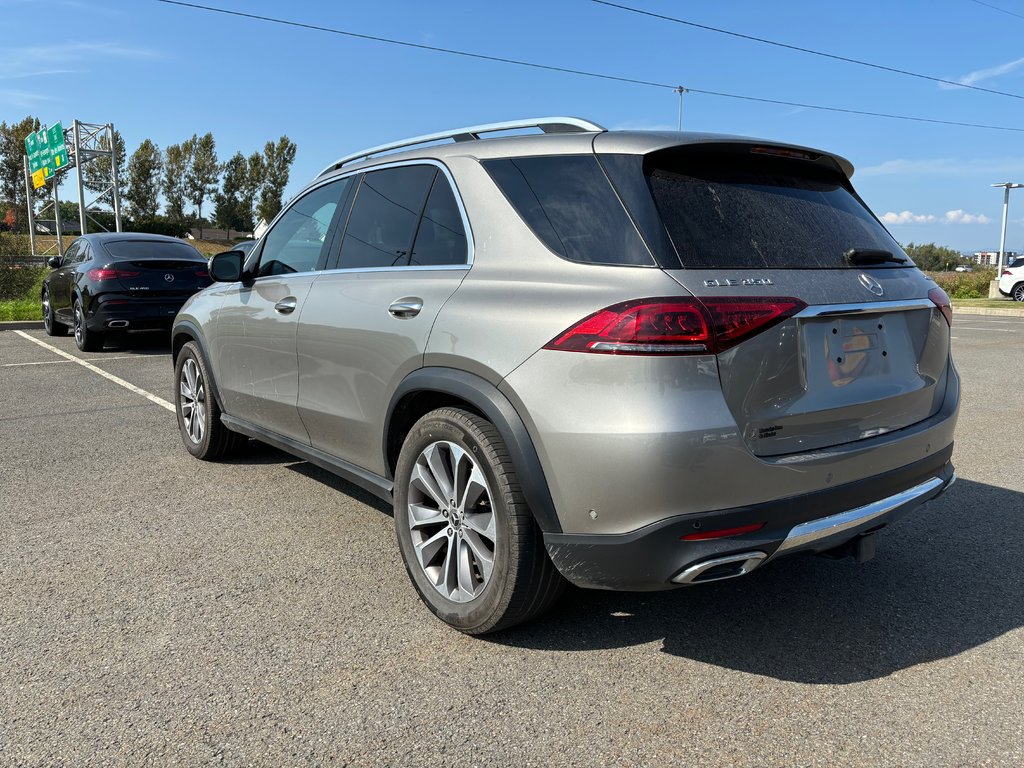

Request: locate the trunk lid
(101, 239), (211, 297)
(621, 144), (951, 456)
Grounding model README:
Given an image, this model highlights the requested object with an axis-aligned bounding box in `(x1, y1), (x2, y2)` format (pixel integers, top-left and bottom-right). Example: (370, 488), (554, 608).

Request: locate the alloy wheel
(73, 304), (84, 345)
(406, 440), (496, 603)
(179, 358), (206, 444)
(1014, 284), (1024, 302)
(42, 292), (52, 332)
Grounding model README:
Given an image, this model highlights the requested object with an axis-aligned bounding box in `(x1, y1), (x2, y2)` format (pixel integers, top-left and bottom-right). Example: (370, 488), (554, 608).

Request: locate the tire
(72, 298), (104, 351)
(174, 341), (246, 460)
(393, 407), (564, 634)
(1013, 283), (1024, 302)
(42, 289), (67, 337)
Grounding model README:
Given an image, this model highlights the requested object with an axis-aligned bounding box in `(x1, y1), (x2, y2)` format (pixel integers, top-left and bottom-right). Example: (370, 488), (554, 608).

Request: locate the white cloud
(944, 209), (992, 224)
(881, 211), (937, 224)
(860, 157), (1024, 177)
(942, 56), (1024, 89)
(0, 42), (156, 80)
(0, 89), (53, 109)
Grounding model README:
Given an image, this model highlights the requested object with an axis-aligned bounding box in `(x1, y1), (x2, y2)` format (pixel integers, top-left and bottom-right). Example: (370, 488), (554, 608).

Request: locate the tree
(902, 242), (964, 272)
(185, 132), (218, 238)
(162, 142), (190, 227)
(125, 139), (163, 220)
(0, 115), (43, 231)
(257, 136), (297, 225)
(82, 128), (127, 197)
(241, 150), (264, 231)
(213, 151), (247, 233)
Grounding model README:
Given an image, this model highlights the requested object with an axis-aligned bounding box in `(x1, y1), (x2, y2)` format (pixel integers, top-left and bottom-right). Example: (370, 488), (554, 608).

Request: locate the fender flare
(385, 367), (562, 534)
(170, 320), (225, 410)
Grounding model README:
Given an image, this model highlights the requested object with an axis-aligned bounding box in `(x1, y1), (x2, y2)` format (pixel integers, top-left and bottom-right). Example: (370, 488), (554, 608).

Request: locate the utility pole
(23, 155), (36, 257)
(674, 86), (687, 131)
(992, 182), (1024, 274)
(73, 120), (87, 235)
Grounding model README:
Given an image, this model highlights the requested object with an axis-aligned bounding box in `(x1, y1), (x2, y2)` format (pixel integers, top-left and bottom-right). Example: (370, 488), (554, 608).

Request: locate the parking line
(13, 331), (175, 413)
(953, 326), (1017, 332)
(2, 355), (137, 368)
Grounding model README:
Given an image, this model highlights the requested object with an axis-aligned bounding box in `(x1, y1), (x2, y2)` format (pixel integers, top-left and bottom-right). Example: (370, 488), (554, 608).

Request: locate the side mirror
(209, 250), (245, 282)
(46, 256), (61, 268)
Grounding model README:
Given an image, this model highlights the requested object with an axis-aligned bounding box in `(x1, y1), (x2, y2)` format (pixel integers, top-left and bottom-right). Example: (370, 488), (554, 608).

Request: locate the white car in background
(999, 257), (1024, 301)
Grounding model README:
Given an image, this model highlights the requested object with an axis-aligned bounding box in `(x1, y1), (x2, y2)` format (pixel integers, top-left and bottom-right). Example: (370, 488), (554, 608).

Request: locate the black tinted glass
(103, 241), (203, 261)
(258, 178), (348, 277)
(339, 165), (435, 269)
(483, 156), (653, 267)
(410, 173), (467, 266)
(647, 154), (903, 269)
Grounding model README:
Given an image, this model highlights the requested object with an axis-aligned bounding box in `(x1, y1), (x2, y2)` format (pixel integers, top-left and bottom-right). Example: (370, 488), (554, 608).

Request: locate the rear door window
(483, 156), (654, 267)
(337, 165), (436, 269)
(646, 152), (904, 269)
(409, 172), (468, 266)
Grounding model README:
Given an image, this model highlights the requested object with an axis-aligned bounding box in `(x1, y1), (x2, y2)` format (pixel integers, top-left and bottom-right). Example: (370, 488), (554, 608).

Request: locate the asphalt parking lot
(1, 315), (1022, 767)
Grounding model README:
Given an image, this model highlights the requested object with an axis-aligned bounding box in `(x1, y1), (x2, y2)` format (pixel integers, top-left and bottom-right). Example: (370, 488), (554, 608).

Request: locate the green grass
(950, 298), (1023, 310)
(0, 270), (44, 321)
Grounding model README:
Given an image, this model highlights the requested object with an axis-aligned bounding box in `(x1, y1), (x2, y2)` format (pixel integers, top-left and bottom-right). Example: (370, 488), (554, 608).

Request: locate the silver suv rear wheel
(1013, 283), (1024, 302)
(393, 407), (563, 634)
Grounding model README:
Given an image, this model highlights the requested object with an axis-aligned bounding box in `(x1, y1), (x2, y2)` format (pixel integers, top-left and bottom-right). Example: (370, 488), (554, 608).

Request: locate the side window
(337, 165), (435, 269)
(482, 155), (654, 267)
(256, 178), (348, 278)
(409, 173), (468, 266)
(75, 243), (91, 263)
(61, 242), (79, 264)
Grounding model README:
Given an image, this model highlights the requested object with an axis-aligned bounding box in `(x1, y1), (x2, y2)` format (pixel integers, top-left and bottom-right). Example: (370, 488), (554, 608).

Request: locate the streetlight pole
(991, 182), (1024, 274)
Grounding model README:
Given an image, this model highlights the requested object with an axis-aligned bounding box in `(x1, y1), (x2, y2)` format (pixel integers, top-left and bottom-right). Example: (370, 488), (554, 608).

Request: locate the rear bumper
(87, 297), (188, 332)
(544, 446), (955, 591)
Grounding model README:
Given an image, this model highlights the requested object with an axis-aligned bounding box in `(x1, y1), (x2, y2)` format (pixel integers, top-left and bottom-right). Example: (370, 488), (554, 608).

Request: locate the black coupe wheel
(42, 289), (67, 337)
(73, 299), (104, 351)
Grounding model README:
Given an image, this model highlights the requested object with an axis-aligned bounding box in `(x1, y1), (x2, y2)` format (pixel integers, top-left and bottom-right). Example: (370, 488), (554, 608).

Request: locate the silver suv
(172, 117), (959, 634)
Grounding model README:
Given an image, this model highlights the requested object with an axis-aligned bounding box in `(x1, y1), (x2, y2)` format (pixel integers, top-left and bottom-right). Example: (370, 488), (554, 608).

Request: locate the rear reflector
(681, 522), (766, 541)
(87, 268), (141, 281)
(545, 297), (806, 355)
(928, 287), (953, 327)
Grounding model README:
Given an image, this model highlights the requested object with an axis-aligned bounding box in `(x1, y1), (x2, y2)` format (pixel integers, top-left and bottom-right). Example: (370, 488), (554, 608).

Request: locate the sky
(3, 0), (1024, 253)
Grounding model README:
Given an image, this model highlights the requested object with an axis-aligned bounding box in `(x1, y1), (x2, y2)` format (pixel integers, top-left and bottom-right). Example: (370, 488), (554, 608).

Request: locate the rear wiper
(844, 248), (907, 265)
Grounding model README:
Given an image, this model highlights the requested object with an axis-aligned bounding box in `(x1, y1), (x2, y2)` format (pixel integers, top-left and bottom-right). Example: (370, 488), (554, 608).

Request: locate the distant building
(973, 251), (1018, 265)
(35, 220), (82, 235)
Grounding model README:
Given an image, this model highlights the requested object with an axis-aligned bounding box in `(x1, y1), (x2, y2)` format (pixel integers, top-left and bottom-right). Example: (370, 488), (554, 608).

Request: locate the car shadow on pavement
(491, 479), (1024, 685)
(101, 331), (172, 355)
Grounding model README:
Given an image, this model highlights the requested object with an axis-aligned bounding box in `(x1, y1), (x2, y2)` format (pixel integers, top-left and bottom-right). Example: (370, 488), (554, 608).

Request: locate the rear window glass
(103, 241), (204, 260)
(483, 156), (654, 267)
(647, 154), (904, 269)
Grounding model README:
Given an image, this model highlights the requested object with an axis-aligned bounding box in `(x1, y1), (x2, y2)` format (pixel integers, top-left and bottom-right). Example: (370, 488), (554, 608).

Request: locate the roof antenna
(674, 86), (688, 131)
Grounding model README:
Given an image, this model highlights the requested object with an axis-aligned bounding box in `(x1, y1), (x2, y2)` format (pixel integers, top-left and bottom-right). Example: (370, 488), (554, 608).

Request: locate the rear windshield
(103, 240), (204, 261)
(482, 156), (654, 267)
(647, 153), (904, 269)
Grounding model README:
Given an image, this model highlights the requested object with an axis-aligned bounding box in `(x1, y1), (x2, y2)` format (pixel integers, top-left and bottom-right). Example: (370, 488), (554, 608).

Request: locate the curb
(952, 306), (1024, 317)
(0, 321), (41, 331)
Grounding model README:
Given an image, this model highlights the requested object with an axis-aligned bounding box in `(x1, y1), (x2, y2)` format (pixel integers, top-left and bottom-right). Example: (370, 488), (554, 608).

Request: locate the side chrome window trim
(244, 158), (474, 283)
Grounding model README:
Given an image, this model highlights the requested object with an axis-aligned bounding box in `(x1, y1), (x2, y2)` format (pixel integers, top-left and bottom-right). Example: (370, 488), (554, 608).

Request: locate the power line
(155, 0), (1024, 134)
(970, 0), (1024, 21)
(593, 0), (1024, 101)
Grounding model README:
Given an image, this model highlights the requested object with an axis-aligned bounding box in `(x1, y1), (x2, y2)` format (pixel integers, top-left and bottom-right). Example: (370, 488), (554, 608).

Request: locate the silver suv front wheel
(393, 407), (563, 634)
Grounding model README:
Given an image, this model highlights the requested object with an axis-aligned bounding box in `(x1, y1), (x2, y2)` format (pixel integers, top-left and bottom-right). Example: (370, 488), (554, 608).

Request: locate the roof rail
(317, 116), (606, 177)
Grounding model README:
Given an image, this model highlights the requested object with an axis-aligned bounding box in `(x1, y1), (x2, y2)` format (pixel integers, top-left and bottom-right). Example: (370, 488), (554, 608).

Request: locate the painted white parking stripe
(13, 331), (175, 413)
(2, 355), (137, 368)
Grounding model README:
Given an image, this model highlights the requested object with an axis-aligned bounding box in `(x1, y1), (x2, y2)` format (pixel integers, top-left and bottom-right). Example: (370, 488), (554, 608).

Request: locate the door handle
(388, 297), (423, 318)
(274, 297), (297, 314)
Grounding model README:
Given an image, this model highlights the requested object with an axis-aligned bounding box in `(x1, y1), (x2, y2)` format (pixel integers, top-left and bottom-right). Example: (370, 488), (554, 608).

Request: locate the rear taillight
(87, 268), (140, 281)
(1002, 269), (1012, 276)
(928, 286), (953, 327)
(544, 296), (806, 355)
(195, 270), (208, 277)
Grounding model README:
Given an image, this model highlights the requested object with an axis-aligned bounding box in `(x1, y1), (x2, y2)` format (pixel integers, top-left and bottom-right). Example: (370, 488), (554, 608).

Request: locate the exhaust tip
(671, 551), (767, 585)
(107, 320), (129, 328)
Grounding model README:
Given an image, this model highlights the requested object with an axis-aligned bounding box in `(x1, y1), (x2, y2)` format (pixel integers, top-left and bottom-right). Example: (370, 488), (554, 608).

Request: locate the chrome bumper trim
(772, 475), (947, 557)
